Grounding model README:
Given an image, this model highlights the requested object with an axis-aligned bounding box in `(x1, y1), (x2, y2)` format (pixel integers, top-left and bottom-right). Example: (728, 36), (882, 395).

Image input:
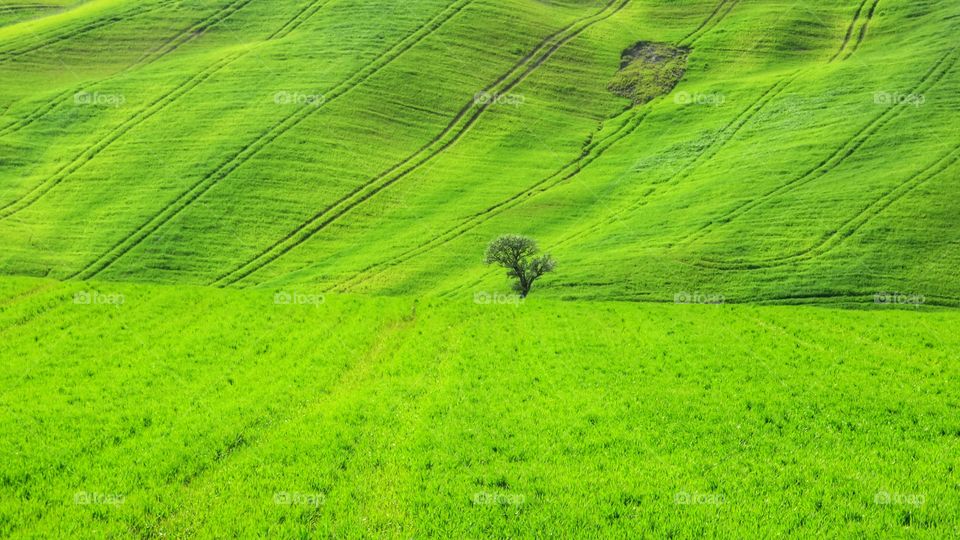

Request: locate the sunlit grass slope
(1, 277), (958, 537)
(0, 0), (956, 304)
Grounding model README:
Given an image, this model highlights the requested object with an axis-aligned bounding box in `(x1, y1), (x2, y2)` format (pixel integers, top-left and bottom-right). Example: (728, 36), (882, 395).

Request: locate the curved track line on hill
(0, 4), (56, 12)
(0, 0), (335, 217)
(675, 47), (958, 249)
(0, 88), (70, 137)
(267, 0), (334, 41)
(844, 0), (880, 60)
(214, 0), (631, 287)
(688, 142), (960, 270)
(829, 0), (869, 62)
(558, 4), (891, 256)
(0, 3), (159, 65)
(0, 52), (247, 220)
(332, 106), (652, 292)
(677, 0), (729, 45)
(0, 4), (60, 28)
(541, 73), (800, 257)
(68, 0), (473, 281)
(682, 0), (738, 47)
(0, 0), (255, 138)
(127, 0), (257, 69)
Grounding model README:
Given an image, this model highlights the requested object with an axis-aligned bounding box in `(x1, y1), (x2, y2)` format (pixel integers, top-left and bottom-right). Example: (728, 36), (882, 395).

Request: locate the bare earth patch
(608, 41), (689, 105)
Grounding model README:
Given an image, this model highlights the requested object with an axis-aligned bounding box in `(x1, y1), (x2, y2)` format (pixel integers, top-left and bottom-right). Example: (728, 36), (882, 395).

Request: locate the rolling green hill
(0, 0), (956, 303)
(1, 0), (958, 536)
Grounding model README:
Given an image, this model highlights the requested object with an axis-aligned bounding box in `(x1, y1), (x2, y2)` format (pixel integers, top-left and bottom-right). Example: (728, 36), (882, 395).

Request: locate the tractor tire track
(0, 52), (247, 221)
(0, 88), (73, 137)
(676, 47), (958, 249)
(829, 0), (869, 62)
(0, 4), (57, 12)
(126, 0), (256, 69)
(682, 0), (738, 47)
(0, 3), (159, 65)
(0, 0), (332, 216)
(844, 0), (880, 60)
(333, 107), (651, 292)
(422, 37), (801, 297)
(214, 0), (631, 287)
(690, 142), (960, 270)
(267, 0), (334, 41)
(0, 4), (59, 27)
(677, 0), (729, 45)
(547, 73), (799, 255)
(69, 0), (473, 280)
(0, 0), (254, 138)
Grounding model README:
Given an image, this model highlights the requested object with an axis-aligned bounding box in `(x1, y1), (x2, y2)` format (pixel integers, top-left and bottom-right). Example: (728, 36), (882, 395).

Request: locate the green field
(0, 0), (958, 536)
(2, 278), (959, 537)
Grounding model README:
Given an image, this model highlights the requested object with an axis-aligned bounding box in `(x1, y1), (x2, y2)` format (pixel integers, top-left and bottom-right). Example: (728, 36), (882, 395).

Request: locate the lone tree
(484, 234), (556, 298)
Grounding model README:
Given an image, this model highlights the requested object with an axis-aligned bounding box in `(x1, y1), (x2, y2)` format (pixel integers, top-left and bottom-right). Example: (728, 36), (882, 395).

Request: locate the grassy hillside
(1, 277), (958, 537)
(0, 0), (957, 537)
(0, 0), (955, 303)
